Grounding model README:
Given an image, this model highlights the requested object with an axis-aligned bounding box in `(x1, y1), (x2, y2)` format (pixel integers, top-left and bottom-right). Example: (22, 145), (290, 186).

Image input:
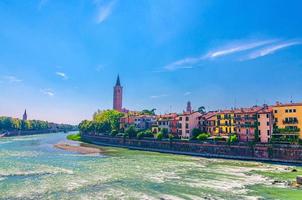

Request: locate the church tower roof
(115, 75), (121, 86)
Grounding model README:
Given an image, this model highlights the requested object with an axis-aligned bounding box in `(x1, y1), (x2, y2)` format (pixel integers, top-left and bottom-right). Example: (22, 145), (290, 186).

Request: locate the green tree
(156, 132), (163, 140)
(197, 133), (210, 141)
(93, 110), (124, 132)
(228, 134), (238, 144)
(125, 125), (137, 138)
(141, 109), (156, 115)
(191, 128), (201, 139)
(160, 128), (169, 138)
(198, 106), (206, 114)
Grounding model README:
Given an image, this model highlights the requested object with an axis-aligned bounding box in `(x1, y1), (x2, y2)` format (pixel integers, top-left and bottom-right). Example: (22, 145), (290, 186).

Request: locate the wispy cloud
(95, 0), (116, 24)
(204, 40), (275, 59)
(41, 88), (55, 97)
(163, 39), (276, 71)
(184, 92), (191, 96)
(150, 94), (168, 99)
(163, 56), (203, 71)
(55, 72), (68, 80)
(242, 40), (302, 60)
(3, 75), (22, 83)
(96, 64), (105, 72)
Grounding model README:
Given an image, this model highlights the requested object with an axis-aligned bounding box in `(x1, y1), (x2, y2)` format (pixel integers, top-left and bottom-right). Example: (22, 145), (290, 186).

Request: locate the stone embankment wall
(82, 134), (302, 164)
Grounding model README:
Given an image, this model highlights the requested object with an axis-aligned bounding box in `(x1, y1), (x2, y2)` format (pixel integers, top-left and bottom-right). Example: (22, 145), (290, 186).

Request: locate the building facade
(113, 75), (123, 112)
(152, 113), (178, 135)
(273, 102), (302, 140)
(177, 112), (202, 138)
(215, 110), (235, 136)
(257, 106), (273, 143)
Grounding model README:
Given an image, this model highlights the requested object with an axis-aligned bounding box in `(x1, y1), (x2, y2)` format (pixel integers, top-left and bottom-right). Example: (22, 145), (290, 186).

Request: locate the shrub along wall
(81, 133), (302, 163)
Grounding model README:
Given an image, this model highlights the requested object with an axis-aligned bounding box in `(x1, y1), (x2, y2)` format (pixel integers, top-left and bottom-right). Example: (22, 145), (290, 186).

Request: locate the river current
(0, 133), (301, 199)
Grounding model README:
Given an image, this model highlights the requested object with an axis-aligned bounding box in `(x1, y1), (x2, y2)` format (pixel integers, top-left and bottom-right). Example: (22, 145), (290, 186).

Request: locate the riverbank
(54, 143), (103, 154)
(81, 133), (302, 164)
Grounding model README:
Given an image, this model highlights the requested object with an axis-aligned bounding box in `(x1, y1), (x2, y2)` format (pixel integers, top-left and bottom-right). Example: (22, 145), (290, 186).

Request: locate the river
(0, 133), (301, 199)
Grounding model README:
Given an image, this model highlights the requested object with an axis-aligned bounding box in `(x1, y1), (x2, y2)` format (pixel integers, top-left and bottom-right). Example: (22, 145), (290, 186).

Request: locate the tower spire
(23, 109), (27, 121)
(116, 74), (121, 86)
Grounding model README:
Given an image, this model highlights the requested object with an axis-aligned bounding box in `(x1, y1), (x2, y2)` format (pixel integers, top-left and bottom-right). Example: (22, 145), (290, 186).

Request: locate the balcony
(234, 116), (257, 121)
(282, 120), (298, 125)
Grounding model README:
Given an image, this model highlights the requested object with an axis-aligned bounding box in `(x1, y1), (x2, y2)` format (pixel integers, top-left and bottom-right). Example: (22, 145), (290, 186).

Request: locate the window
(285, 109), (288, 113)
(258, 114), (260, 118)
(258, 122), (261, 126)
(293, 109), (296, 113)
(274, 110), (277, 113)
(258, 130), (261, 135)
(275, 118), (278, 123)
(179, 117), (182, 120)
(289, 109), (292, 113)
(185, 117), (189, 121)
(185, 123), (189, 129)
(267, 130), (270, 135)
(186, 130), (189, 133)
(267, 122), (269, 126)
(266, 114), (269, 118)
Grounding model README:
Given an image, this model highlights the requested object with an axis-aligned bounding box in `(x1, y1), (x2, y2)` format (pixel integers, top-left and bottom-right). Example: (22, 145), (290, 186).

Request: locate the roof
(273, 102), (302, 108)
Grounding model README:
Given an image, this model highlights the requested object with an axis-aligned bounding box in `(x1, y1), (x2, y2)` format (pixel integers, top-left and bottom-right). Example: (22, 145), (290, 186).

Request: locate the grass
(67, 133), (81, 141)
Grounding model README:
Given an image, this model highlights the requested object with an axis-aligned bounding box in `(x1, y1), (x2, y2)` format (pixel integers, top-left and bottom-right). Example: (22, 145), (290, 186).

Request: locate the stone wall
(82, 134), (302, 163)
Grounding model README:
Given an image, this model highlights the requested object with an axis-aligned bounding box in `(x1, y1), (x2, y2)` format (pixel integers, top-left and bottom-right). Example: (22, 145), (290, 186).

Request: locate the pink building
(257, 106), (273, 143)
(234, 106), (263, 142)
(177, 112), (202, 139)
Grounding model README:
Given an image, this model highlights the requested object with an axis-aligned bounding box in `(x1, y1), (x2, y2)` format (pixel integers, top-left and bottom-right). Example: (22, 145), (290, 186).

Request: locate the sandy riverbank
(54, 143), (103, 154)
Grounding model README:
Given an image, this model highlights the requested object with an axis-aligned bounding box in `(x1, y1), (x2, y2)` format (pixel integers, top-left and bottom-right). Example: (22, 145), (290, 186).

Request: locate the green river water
(0, 132), (302, 200)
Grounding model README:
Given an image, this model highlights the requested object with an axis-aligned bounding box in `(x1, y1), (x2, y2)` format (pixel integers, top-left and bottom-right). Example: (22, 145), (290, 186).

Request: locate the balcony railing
(282, 120), (298, 124)
(234, 116), (257, 121)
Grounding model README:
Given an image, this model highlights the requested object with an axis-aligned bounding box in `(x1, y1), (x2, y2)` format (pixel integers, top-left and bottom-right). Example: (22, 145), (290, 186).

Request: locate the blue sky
(0, 0), (302, 124)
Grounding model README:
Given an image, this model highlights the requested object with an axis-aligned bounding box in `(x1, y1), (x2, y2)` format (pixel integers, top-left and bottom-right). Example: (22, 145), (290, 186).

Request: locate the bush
(67, 133), (81, 141)
(197, 133), (210, 141)
(137, 132), (144, 139)
(168, 134), (174, 141)
(191, 128), (202, 139)
(228, 134), (238, 144)
(156, 132), (163, 140)
(110, 129), (118, 136)
(160, 128), (169, 138)
(125, 125), (137, 138)
(143, 129), (153, 137)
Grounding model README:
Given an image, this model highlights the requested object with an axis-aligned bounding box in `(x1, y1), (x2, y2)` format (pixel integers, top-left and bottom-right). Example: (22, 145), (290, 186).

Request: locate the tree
(160, 128), (169, 138)
(156, 132), (163, 140)
(197, 133), (210, 141)
(191, 128), (202, 139)
(93, 109), (124, 132)
(141, 109), (156, 115)
(125, 125), (137, 138)
(228, 134), (238, 144)
(198, 106), (206, 114)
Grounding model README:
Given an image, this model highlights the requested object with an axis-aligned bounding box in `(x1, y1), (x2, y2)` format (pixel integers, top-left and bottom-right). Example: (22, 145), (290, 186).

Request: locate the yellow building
(273, 102), (302, 139)
(215, 110), (235, 136)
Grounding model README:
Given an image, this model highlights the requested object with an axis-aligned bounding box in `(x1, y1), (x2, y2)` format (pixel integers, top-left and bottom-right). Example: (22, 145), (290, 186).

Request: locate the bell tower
(113, 75), (123, 112)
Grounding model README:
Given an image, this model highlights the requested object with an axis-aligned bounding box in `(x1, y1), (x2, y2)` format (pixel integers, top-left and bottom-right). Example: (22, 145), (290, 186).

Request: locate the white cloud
(184, 92), (191, 96)
(96, 0), (116, 24)
(96, 64), (105, 72)
(163, 56), (202, 71)
(150, 94), (168, 99)
(41, 88), (55, 97)
(3, 75), (22, 83)
(163, 39), (276, 71)
(55, 72), (68, 80)
(204, 39), (276, 59)
(242, 40), (302, 60)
